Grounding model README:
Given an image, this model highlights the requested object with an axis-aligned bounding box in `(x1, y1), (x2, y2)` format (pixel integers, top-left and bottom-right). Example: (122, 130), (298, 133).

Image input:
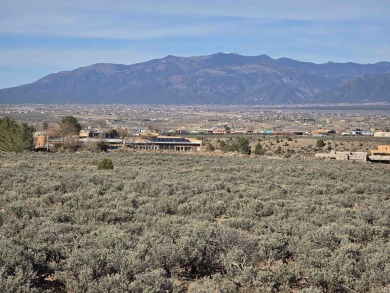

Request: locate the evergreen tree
(0, 117), (34, 152)
(60, 116), (81, 136)
(254, 142), (264, 155)
(228, 137), (251, 155)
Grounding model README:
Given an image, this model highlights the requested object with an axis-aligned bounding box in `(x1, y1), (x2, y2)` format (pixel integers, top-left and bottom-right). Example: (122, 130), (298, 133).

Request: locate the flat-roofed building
(374, 132), (390, 137)
(370, 145), (390, 156)
(315, 150), (367, 162)
(127, 136), (202, 152)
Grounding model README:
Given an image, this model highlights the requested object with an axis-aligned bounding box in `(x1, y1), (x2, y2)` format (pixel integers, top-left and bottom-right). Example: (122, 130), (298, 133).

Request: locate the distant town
(2, 104), (389, 163)
(1, 104), (389, 135)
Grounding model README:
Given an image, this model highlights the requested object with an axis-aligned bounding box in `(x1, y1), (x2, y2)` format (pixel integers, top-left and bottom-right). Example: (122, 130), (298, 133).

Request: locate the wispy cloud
(1, 0), (389, 39)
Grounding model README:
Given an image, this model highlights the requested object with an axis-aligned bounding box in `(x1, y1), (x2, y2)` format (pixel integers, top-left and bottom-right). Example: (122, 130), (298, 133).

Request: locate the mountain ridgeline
(1, 53), (390, 105)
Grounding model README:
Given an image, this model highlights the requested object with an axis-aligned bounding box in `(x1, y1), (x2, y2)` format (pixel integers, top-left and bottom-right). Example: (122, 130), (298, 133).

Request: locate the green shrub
(97, 158), (114, 170)
(316, 139), (325, 148)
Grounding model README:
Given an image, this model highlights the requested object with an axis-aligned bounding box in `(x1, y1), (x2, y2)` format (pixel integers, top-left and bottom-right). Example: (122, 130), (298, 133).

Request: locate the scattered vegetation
(0, 151), (389, 292)
(198, 135), (388, 159)
(206, 143), (215, 152)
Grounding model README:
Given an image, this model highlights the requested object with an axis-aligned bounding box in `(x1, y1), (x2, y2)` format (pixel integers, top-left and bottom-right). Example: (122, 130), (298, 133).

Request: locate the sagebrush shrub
(97, 158), (113, 170)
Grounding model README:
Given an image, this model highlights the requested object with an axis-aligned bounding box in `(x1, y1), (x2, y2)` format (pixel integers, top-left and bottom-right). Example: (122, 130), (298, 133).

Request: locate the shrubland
(0, 151), (389, 292)
(203, 135), (390, 157)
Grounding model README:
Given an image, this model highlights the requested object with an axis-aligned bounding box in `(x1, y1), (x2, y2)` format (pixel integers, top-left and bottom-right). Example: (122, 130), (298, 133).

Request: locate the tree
(116, 128), (129, 138)
(42, 122), (49, 130)
(316, 139), (326, 148)
(0, 117), (34, 152)
(59, 116), (81, 136)
(254, 142), (264, 155)
(237, 137), (251, 155)
(228, 137), (251, 155)
(219, 140), (228, 152)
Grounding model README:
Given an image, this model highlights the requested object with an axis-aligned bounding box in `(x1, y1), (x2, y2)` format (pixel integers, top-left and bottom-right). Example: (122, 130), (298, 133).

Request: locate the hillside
(318, 73), (390, 103)
(0, 53), (390, 104)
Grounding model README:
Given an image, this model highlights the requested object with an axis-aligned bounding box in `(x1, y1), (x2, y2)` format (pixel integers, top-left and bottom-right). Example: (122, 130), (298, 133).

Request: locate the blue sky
(1, 0), (389, 88)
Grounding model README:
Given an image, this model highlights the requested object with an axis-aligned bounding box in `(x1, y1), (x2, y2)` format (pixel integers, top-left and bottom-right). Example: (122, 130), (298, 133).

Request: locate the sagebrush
(0, 151), (389, 292)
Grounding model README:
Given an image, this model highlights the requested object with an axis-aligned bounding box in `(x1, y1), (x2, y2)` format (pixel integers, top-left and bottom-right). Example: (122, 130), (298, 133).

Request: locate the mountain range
(1, 53), (390, 105)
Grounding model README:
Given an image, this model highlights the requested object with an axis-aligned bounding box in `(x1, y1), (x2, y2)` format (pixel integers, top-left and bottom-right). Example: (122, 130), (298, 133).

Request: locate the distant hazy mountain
(317, 73), (390, 103)
(1, 53), (390, 104)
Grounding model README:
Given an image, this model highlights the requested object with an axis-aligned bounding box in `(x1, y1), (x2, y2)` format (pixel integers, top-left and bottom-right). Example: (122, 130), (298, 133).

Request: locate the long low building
(315, 150), (368, 162)
(374, 132), (390, 137)
(316, 145), (390, 163)
(34, 132), (202, 152)
(79, 137), (124, 145)
(126, 136), (202, 152)
(80, 136), (203, 152)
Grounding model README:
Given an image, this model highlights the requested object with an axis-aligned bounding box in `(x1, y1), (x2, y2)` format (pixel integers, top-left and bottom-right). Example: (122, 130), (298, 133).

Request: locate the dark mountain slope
(317, 73), (390, 103)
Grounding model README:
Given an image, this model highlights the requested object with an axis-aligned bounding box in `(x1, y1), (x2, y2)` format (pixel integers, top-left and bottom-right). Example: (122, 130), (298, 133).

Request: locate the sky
(1, 0), (390, 88)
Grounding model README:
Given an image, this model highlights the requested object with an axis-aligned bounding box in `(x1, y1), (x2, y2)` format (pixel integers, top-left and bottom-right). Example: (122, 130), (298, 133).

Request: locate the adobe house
(34, 131), (64, 151)
(370, 145), (390, 156)
(315, 150), (368, 162)
(34, 132), (47, 149)
(369, 145), (390, 163)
